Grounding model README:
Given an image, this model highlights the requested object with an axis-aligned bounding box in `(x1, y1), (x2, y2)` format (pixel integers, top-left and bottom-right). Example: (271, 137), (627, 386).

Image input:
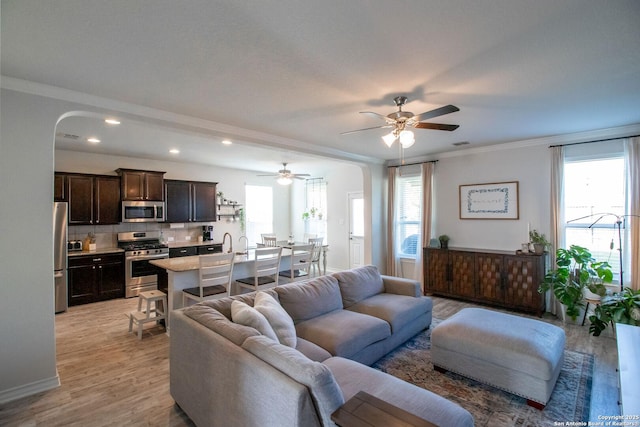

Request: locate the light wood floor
(0, 296), (621, 426)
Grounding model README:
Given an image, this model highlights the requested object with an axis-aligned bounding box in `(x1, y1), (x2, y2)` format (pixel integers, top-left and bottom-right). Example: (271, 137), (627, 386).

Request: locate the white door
(348, 192), (365, 269)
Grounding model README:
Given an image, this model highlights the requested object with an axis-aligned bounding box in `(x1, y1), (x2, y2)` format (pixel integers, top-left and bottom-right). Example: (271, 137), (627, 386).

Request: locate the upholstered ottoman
(431, 308), (565, 409)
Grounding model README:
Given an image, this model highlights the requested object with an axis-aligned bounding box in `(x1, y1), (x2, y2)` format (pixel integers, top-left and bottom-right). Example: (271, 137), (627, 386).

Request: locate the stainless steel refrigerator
(53, 202), (68, 313)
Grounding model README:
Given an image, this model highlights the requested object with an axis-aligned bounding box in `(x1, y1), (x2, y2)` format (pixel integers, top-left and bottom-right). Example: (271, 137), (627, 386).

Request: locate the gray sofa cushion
(332, 265), (384, 308)
(183, 304), (259, 346)
(324, 357), (474, 427)
(295, 338), (332, 362)
(296, 310), (390, 359)
(243, 335), (345, 426)
(276, 276), (343, 323)
(347, 294), (430, 334)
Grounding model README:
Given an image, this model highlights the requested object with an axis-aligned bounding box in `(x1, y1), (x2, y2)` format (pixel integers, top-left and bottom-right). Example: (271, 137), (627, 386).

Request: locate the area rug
(372, 319), (593, 427)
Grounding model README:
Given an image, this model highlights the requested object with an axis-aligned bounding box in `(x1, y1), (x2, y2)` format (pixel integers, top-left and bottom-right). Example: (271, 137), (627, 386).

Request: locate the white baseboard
(0, 373), (60, 405)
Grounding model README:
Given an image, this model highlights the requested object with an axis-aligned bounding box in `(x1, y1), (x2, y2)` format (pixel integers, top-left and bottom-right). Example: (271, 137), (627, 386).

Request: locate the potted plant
(588, 287), (640, 336)
(529, 229), (550, 254)
(538, 245), (612, 322)
(438, 234), (450, 249)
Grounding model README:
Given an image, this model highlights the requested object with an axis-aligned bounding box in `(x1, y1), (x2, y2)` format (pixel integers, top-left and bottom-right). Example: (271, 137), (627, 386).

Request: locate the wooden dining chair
(182, 252), (235, 306)
(236, 247), (283, 292)
(279, 244), (313, 283)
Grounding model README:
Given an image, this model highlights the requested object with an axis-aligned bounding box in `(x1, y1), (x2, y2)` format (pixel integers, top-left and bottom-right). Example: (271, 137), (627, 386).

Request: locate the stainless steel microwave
(122, 201), (165, 223)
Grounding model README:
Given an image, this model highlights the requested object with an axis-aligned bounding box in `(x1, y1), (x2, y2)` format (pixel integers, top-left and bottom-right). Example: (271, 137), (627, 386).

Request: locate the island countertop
(150, 249), (292, 272)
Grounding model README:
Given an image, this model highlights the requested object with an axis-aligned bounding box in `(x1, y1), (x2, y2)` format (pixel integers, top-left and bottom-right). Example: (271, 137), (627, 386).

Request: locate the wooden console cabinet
(424, 247), (546, 316)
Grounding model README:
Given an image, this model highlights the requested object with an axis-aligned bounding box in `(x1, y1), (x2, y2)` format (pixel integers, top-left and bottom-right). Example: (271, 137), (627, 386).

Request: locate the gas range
(117, 231), (169, 298)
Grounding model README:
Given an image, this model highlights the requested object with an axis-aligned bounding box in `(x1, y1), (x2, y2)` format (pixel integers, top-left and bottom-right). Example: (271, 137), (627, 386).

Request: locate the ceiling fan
(341, 96), (459, 148)
(258, 163), (310, 185)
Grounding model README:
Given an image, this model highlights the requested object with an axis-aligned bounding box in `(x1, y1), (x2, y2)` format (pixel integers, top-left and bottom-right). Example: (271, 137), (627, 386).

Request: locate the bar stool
(129, 290), (167, 339)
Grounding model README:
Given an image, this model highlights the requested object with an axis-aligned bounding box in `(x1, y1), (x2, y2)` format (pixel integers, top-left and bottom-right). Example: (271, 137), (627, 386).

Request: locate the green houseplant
(588, 287), (640, 336)
(538, 245), (612, 321)
(438, 234), (450, 249)
(529, 229), (550, 254)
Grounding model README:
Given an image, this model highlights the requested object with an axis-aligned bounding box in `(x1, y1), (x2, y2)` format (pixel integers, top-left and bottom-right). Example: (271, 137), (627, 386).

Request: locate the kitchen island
(151, 249), (292, 330)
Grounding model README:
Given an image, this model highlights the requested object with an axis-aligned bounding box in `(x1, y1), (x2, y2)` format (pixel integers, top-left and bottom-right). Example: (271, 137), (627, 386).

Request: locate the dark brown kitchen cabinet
(164, 180), (217, 223)
(59, 173), (120, 224)
(54, 173), (66, 201)
(117, 169), (165, 201)
(68, 253), (124, 306)
(424, 247), (546, 316)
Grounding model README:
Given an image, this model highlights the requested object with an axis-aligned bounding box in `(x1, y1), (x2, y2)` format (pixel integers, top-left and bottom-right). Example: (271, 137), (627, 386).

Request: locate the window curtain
(624, 137), (640, 291)
(549, 146), (565, 315)
(413, 162), (434, 289)
(386, 166), (398, 276)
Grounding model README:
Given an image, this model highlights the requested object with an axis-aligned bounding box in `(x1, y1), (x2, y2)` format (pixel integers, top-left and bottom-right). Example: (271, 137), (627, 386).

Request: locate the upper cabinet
(165, 180), (217, 223)
(117, 169), (165, 201)
(55, 173), (121, 225)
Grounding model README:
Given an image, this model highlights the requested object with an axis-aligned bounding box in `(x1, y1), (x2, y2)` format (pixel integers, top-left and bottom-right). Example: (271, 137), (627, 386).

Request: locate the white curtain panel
(413, 162), (434, 289)
(624, 137), (640, 291)
(549, 146), (565, 315)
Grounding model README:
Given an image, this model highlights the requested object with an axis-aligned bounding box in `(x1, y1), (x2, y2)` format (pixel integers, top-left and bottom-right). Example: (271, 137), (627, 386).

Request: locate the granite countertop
(68, 247), (124, 257)
(150, 248), (292, 272)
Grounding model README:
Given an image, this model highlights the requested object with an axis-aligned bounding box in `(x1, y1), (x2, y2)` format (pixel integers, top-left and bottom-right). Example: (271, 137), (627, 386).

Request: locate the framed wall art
(459, 181), (519, 220)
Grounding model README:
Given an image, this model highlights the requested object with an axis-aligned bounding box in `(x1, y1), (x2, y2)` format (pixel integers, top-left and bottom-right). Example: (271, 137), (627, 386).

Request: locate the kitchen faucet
(222, 232), (233, 253)
(238, 235), (249, 254)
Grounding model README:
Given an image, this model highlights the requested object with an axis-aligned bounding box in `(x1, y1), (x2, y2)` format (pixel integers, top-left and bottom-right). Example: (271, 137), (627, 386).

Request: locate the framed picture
(459, 181), (519, 220)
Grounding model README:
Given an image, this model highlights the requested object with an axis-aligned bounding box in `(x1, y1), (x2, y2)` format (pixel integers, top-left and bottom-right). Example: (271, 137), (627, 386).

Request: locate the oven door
(125, 253), (168, 297)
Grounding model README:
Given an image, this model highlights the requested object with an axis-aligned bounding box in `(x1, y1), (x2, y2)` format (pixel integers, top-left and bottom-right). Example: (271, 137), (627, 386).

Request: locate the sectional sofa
(170, 265), (474, 426)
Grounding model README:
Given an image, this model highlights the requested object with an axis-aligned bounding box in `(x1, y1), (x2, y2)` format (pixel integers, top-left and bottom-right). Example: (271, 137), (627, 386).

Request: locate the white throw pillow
(230, 300), (278, 341)
(254, 292), (297, 347)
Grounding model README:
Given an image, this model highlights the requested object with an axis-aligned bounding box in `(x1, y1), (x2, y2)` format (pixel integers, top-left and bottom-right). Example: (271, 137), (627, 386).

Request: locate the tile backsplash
(68, 221), (234, 248)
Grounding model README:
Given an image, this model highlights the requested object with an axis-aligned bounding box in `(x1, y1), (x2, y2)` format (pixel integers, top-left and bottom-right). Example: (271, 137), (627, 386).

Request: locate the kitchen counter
(68, 247), (124, 257)
(151, 249), (270, 272)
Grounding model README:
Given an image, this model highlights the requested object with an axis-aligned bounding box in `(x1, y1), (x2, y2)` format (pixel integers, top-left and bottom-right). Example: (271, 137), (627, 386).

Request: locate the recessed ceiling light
(104, 118), (121, 125)
(221, 140), (232, 145)
(87, 137), (101, 144)
(169, 149), (180, 154)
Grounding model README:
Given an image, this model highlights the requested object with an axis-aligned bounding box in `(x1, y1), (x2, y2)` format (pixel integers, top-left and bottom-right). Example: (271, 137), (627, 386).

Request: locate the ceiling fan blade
(412, 105), (459, 122)
(359, 111), (390, 120)
(293, 176), (307, 180)
(292, 173), (310, 177)
(340, 124), (392, 135)
(257, 174), (279, 177)
(414, 122), (460, 131)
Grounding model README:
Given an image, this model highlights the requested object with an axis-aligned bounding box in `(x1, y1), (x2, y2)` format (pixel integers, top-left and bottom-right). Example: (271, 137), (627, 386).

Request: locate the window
(304, 178), (327, 240)
(395, 174), (422, 258)
(564, 156), (625, 282)
(245, 185), (273, 247)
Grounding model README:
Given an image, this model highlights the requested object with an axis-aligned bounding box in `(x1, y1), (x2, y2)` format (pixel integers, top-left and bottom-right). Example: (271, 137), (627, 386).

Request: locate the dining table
(260, 240), (329, 276)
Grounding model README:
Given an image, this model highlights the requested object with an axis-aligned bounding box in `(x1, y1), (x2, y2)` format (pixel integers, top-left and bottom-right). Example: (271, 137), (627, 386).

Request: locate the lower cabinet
(68, 253), (124, 306)
(424, 247), (546, 316)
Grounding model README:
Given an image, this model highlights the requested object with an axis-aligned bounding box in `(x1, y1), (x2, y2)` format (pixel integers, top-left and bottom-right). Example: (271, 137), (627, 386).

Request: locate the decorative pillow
(230, 300), (278, 341)
(242, 335), (344, 425)
(254, 291), (297, 347)
(184, 304), (259, 346)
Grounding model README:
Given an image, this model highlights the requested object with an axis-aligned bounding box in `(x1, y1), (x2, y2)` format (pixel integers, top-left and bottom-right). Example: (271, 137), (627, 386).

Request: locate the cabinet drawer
(169, 247), (198, 258)
(198, 244), (223, 255)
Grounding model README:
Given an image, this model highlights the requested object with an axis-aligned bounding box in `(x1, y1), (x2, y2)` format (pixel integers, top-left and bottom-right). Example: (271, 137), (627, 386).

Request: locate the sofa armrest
(381, 275), (421, 297)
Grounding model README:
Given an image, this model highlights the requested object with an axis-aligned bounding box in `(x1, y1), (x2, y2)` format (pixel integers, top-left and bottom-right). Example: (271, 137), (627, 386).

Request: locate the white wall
(433, 145), (550, 251)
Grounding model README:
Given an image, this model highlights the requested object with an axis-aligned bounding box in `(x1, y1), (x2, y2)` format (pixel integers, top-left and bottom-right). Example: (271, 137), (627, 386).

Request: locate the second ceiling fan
(341, 96), (459, 148)
(258, 163), (310, 185)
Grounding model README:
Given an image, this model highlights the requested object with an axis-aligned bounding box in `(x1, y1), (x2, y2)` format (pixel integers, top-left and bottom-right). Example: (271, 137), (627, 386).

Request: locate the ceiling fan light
(382, 132), (397, 147)
(277, 176), (293, 185)
(399, 130), (415, 148)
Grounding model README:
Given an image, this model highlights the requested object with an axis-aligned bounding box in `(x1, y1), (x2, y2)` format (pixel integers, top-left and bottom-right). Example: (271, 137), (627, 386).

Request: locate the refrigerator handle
(54, 271), (64, 278)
